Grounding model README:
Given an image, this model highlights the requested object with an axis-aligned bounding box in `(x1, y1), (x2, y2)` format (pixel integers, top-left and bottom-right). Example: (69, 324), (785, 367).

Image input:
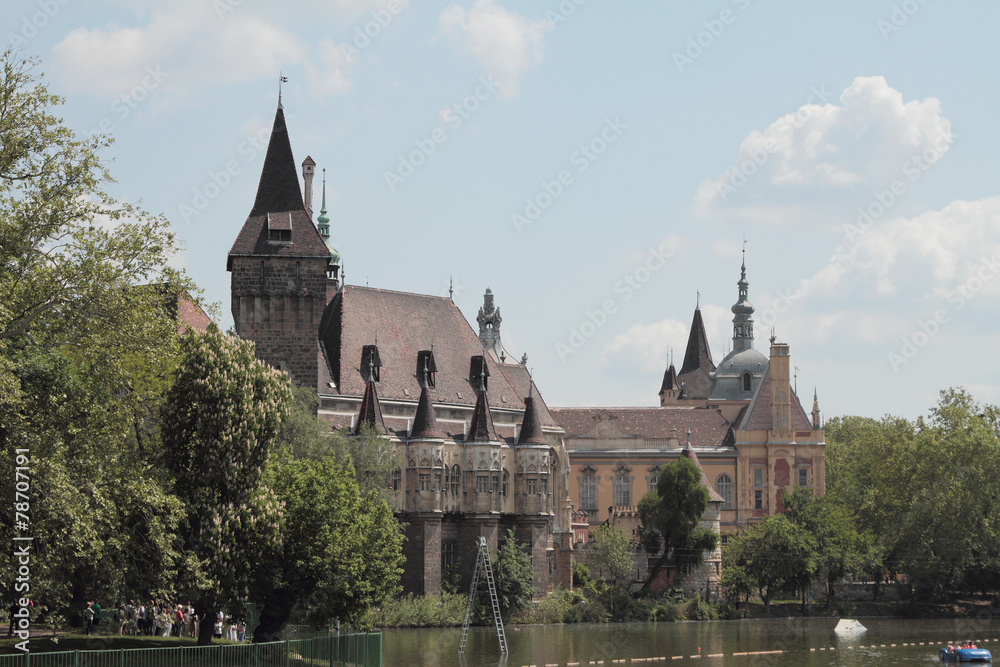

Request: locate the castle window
(266, 213), (293, 244)
(503, 471), (509, 497)
(434, 471), (443, 491)
(754, 490), (763, 509)
(720, 534), (730, 547)
(451, 465), (461, 495)
(716, 474), (734, 510)
(391, 469), (401, 492)
(491, 474), (500, 493)
(442, 540), (456, 571)
(540, 477), (548, 495)
(648, 468), (659, 494)
(581, 474), (597, 511)
(613, 469), (632, 507)
(526, 478), (537, 495)
(469, 355), (490, 391)
(419, 474), (430, 491)
(743, 373), (752, 392)
(361, 344), (381, 382)
(416, 350), (437, 388)
(477, 475), (489, 493)
(753, 468), (764, 487)
(798, 468), (808, 487)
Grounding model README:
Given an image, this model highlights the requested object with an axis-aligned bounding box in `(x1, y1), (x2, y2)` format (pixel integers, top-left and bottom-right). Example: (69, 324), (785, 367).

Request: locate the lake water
(383, 617), (1000, 667)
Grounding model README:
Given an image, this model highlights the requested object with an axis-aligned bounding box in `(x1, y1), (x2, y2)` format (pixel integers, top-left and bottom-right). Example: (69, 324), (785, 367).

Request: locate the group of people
(84, 600), (247, 641)
(945, 642), (980, 652)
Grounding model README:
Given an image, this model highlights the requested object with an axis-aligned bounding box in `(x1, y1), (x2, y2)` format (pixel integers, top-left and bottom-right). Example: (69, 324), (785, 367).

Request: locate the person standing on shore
(84, 602), (95, 635)
(92, 599), (102, 633)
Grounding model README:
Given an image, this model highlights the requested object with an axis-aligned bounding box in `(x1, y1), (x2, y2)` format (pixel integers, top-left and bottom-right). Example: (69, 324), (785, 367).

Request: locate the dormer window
(743, 372), (752, 392)
(266, 212), (293, 244)
(361, 344), (381, 382)
(416, 350), (437, 388)
(469, 355), (489, 391)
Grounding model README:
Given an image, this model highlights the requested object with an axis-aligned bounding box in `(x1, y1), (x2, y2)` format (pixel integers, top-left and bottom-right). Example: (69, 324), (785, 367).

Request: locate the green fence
(0, 633), (381, 667)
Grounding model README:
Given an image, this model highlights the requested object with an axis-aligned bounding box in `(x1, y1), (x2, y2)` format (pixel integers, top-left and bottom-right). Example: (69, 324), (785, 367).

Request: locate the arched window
(614, 469), (632, 507)
(743, 373), (752, 392)
(580, 474), (597, 511)
(648, 468), (659, 494)
(716, 474), (734, 510)
(451, 464), (461, 495)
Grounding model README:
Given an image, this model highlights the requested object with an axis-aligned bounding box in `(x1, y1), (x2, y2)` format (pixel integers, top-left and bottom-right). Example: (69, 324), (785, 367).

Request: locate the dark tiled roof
(320, 286), (558, 428)
(354, 379), (386, 435)
(681, 443), (726, 503)
(676, 308), (716, 399)
(517, 396), (547, 445)
(738, 365), (813, 431)
(550, 407), (732, 448)
(659, 364), (678, 394)
(467, 389), (499, 442)
(410, 385), (443, 439)
(227, 107), (331, 269)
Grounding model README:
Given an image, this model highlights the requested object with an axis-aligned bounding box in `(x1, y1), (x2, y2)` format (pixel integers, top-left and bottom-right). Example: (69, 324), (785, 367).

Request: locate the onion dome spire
(731, 244), (755, 353)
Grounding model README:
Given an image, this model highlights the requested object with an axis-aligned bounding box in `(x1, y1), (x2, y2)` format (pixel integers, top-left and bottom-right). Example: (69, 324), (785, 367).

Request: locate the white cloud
(305, 38), (354, 96)
(603, 319), (688, 374)
(694, 76), (953, 225)
(758, 197), (1000, 347)
(438, 0), (551, 99)
(52, 2), (306, 103)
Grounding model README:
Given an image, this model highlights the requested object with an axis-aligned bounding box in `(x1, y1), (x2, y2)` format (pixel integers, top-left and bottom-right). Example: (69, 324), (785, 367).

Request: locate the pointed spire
(354, 372), (386, 435)
(250, 105), (305, 217)
(812, 387), (821, 429)
(410, 380), (442, 439)
(681, 432), (725, 503)
(467, 387), (499, 443)
(317, 169), (330, 231)
(731, 247), (755, 353)
(659, 363), (678, 393)
(517, 382), (547, 445)
(674, 307), (716, 399)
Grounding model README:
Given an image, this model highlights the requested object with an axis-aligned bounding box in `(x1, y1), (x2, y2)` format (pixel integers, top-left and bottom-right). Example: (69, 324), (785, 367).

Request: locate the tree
(254, 449), (404, 638)
(0, 49), (194, 625)
(638, 458), (718, 588)
(724, 515), (816, 615)
(161, 324), (291, 644)
(589, 525), (636, 587)
(783, 488), (870, 604)
(489, 530), (534, 620)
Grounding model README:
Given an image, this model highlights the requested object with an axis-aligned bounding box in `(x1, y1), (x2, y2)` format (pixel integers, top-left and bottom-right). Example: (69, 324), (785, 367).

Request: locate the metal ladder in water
(458, 536), (508, 655)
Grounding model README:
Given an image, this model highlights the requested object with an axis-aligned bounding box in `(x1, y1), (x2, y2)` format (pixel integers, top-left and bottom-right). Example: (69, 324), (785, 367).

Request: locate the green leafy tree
(0, 49), (194, 625)
(783, 488), (870, 604)
(162, 324), (291, 644)
(724, 514), (816, 615)
(589, 525), (636, 587)
(489, 530), (534, 620)
(638, 458), (718, 589)
(254, 449), (404, 638)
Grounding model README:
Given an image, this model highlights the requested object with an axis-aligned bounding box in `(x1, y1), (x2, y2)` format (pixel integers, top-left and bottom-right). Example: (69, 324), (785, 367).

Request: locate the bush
(368, 593), (467, 628)
(572, 559), (591, 589)
(685, 593), (716, 621)
(515, 588), (586, 624)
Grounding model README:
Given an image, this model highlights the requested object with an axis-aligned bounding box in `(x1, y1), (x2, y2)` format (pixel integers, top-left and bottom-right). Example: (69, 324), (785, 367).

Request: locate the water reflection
(384, 617), (1000, 667)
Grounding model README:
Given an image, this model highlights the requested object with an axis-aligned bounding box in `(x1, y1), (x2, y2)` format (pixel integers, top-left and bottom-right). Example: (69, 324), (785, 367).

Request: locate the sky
(6, 0), (1000, 421)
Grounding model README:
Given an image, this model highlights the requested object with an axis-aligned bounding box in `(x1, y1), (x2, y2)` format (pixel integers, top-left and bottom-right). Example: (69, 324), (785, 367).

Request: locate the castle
(228, 103), (825, 597)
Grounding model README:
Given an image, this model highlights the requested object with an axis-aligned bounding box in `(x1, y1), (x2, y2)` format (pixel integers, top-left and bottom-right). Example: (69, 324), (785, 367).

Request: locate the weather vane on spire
(278, 72), (288, 108)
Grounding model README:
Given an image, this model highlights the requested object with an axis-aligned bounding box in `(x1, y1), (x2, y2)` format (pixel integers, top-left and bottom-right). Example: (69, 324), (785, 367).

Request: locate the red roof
(550, 407), (732, 448)
(320, 285), (559, 426)
(738, 365), (814, 431)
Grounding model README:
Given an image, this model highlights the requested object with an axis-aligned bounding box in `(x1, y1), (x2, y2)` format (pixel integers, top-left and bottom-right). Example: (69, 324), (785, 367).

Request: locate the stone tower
(227, 104), (332, 389)
(477, 288), (502, 356)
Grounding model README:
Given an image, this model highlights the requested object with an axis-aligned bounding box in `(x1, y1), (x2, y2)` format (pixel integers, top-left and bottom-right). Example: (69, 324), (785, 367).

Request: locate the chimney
(302, 156), (316, 219)
(769, 342), (791, 433)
